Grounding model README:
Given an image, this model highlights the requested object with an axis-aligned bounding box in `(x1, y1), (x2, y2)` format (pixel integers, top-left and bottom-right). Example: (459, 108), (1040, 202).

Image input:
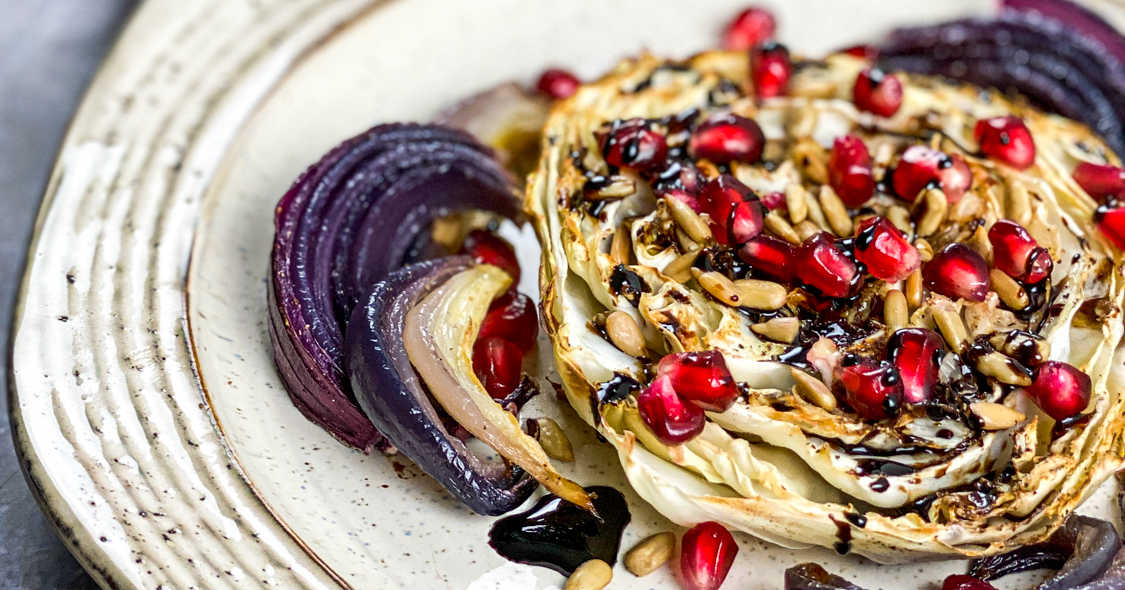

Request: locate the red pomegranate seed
(656, 350), (739, 412)
(535, 68), (580, 99)
(988, 219), (1053, 284)
(1074, 162), (1125, 199)
(462, 229), (520, 282)
(828, 135), (876, 207)
(942, 575), (997, 590)
(796, 232), (859, 298)
(974, 116), (1036, 170)
(923, 243), (990, 302)
(1095, 202), (1125, 250)
(839, 358), (903, 420)
(841, 44), (879, 60)
(660, 188), (703, 213)
(887, 328), (944, 404)
(477, 290), (538, 352)
(750, 42), (791, 98)
(854, 217), (920, 282)
(760, 191), (786, 211)
(681, 521), (739, 590)
(601, 119), (668, 172)
(739, 235), (796, 282)
(940, 154), (974, 202)
(637, 374), (706, 444)
(473, 337), (523, 400)
(722, 6), (776, 51)
(689, 113), (765, 164)
(699, 175), (765, 245)
(890, 146), (972, 203)
(1026, 361), (1091, 420)
(852, 68), (903, 117)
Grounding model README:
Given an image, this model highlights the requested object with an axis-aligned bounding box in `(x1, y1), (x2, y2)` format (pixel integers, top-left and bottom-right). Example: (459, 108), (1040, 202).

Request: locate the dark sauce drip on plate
(488, 486), (631, 576)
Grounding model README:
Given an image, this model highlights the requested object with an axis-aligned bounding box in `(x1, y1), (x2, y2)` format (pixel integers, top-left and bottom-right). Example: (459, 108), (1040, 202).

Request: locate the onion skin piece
(402, 263), (593, 512)
(784, 563), (867, 590)
(345, 257), (536, 515)
(969, 515), (1121, 587)
(269, 123), (519, 451)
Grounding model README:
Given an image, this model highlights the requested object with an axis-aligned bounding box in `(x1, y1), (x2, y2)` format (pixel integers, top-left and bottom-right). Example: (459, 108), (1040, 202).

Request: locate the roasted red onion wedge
(784, 563), (865, 590)
(269, 123), (520, 451)
(969, 515), (1122, 589)
(345, 257), (536, 515)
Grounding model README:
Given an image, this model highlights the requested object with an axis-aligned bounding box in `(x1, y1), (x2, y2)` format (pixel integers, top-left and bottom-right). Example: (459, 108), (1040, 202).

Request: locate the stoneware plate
(11, 1), (1125, 589)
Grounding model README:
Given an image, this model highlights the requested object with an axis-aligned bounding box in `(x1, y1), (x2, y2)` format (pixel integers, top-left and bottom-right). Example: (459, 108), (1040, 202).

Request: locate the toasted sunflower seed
(792, 137), (829, 184)
(884, 289), (908, 331)
(790, 367), (837, 411)
(975, 350), (1033, 386)
(532, 417), (574, 462)
(990, 331), (1050, 364)
(664, 250), (700, 283)
(693, 268), (742, 307)
(968, 224), (993, 261)
(624, 532), (676, 577)
(734, 278), (788, 310)
(1007, 178), (1033, 226)
(970, 402), (1027, 431)
(606, 310), (647, 358)
(566, 559), (612, 590)
(666, 194), (712, 243)
(765, 211), (802, 244)
(933, 308), (969, 351)
(795, 219), (822, 241)
(588, 175), (637, 199)
(905, 269), (925, 309)
(785, 183), (810, 224)
(787, 107), (818, 138)
(819, 185), (853, 237)
(886, 205), (913, 236)
(990, 269), (1030, 309)
(752, 316), (800, 343)
(914, 187), (948, 237)
(611, 227), (632, 264)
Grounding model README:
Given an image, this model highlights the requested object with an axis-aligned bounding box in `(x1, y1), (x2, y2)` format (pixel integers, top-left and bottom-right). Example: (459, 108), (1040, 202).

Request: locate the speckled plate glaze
(12, 1), (1125, 589)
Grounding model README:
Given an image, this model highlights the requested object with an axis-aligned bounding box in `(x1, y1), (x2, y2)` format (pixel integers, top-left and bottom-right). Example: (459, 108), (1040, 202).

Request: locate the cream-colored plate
(12, 1), (1122, 589)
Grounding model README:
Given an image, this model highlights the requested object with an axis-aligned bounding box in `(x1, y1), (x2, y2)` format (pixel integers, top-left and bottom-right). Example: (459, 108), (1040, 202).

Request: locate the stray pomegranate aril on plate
(738, 235), (796, 282)
(1026, 361), (1091, 420)
(681, 521), (739, 590)
(923, 243), (990, 302)
(689, 113), (766, 164)
(473, 337), (523, 400)
(656, 350), (739, 412)
(852, 68), (903, 117)
(828, 135), (876, 207)
(974, 116), (1036, 170)
(988, 219), (1053, 284)
(721, 6), (776, 51)
(601, 119), (669, 172)
(887, 328), (944, 404)
(477, 290), (538, 352)
(535, 68), (580, 99)
(699, 175), (765, 245)
(637, 374), (706, 444)
(853, 217), (920, 282)
(796, 232), (858, 298)
(462, 229), (520, 282)
(942, 574), (997, 590)
(1095, 202), (1125, 249)
(839, 358), (903, 420)
(750, 41), (791, 98)
(1073, 162), (1125, 199)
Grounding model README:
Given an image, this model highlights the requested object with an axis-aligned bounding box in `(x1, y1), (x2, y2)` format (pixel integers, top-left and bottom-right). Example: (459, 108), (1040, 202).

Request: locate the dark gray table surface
(1, 2), (135, 588)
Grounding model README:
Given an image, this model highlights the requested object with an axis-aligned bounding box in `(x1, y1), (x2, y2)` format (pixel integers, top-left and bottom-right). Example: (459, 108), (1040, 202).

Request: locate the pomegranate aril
(796, 232), (858, 298)
(923, 243), (990, 302)
(656, 350), (739, 412)
(637, 375), (706, 444)
(535, 68), (580, 99)
(853, 216), (920, 282)
(828, 135), (875, 207)
(699, 175), (765, 245)
(852, 68), (903, 117)
(939, 154), (973, 203)
(760, 191), (786, 211)
(722, 6), (776, 51)
(988, 219), (1052, 284)
(1026, 361), (1091, 420)
(681, 521), (739, 590)
(600, 119), (668, 172)
(462, 229), (520, 282)
(839, 358), (903, 420)
(1073, 162), (1125, 199)
(478, 290), (538, 352)
(887, 328), (944, 404)
(841, 44), (879, 60)
(473, 337), (523, 400)
(942, 575), (997, 590)
(689, 113), (765, 164)
(891, 145), (943, 201)
(974, 116), (1036, 170)
(750, 41), (791, 99)
(738, 235), (796, 282)
(1095, 202), (1125, 250)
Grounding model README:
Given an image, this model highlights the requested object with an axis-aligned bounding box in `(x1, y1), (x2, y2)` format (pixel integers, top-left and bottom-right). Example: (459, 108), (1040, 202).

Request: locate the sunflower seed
(765, 211), (802, 244)
(819, 185), (853, 237)
(790, 367), (837, 411)
(933, 308), (968, 351)
(914, 238), (933, 262)
(968, 224), (992, 261)
(566, 559), (612, 590)
(990, 269), (1029, 309)
(975, 350), (1032, 386)
(787, 107), (818, 138)
(886, 205), (913, 236)
(949, 192), (982, 223)
(624, 532), (675, 577)
(664, 249), (700, 283)
(970, 402), (1027, 431)
(611, 227), (632, 264)
(751, 316), (800, 343)
(795, 220), (822, 241)
(531, 417), (574, 462)
(905, 269), (925, 309)
(693, 268), (742, 306)
(666, 194), (712, 243)
(914, 187), (948, 237)
(884, 289), (908, 331)
(990, 331), (1050, 365)
(1007, 178), (1032, 226)
(734, 278), (789, 310)
(792, 137), (829, 184)
(606, 310), (647, 358)
(785, 183), (810, 225)
(588, 175), (636, 199)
